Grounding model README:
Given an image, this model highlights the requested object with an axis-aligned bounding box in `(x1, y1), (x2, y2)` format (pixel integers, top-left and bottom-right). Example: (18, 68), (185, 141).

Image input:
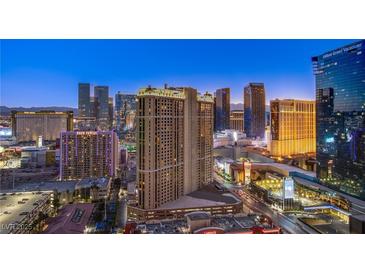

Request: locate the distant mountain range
(230, 103), (270, 112)
(230, 103), (243, 111)
(0, 106), (78, 116)
(1, 104), (269, 116)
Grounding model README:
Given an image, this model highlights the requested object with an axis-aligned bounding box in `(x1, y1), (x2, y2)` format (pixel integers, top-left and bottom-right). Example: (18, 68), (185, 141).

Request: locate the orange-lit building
(229, 110), (244, 131)
(269, 99), (315, 157)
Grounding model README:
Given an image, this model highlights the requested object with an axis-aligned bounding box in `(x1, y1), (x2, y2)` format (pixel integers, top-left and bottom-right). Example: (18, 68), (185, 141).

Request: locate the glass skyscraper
(244, 83), (266, 139)
(78, 83), (91, 118)
(312, 40), (365, 199)
(94, 86), (110, 131)
(214, 88), (230, 132)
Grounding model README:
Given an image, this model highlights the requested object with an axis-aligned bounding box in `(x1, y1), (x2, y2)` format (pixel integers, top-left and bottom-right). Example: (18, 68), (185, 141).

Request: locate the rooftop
(44, 203), (94, 234)
(130, 214), (278, 234)
(186, 212), (211, 221)
(253, 162), (316, 179)
(351, 214), (365, 222)
(0, 181), (77, 194)
(158, 183), (241, 210)
(75, 177), (110, 190)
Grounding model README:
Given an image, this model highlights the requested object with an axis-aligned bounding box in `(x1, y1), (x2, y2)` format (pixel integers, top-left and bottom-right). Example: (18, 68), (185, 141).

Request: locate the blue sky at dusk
(0, 39), (355, 107)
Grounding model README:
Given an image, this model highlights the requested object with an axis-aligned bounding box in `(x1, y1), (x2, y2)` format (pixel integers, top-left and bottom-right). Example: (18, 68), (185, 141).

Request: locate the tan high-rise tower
(269, 99), (316, 157)
(136, 86), (214, 209)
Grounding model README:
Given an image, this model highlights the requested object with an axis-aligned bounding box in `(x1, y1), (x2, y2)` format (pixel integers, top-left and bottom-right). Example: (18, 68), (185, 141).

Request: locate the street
(213, 172), (317, 234)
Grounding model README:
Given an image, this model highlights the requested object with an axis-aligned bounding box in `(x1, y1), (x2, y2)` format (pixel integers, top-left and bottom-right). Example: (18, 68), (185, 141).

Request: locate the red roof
(44, 203), (94, 234)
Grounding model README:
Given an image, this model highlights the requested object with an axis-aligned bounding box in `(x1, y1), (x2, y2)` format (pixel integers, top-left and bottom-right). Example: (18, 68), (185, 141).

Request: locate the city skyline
(1, 39), (357, 107)
(1, 39), (364, 235)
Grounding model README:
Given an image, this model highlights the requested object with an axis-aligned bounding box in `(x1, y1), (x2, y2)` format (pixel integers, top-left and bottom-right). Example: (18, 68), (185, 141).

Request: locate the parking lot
(0, 191), (51, 233)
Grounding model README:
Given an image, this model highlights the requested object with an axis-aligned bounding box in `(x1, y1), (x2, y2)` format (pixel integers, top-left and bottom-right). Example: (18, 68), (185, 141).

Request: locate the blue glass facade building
(313, 40), (365, 199)
(214, 88), (230, 132)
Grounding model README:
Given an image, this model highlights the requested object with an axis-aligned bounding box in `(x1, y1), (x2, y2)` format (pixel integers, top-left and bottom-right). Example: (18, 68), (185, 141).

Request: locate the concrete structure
(126, 213), (280, 234)
(244, 83), (266, 138)
(136, 86), (214, 209)
(11, 111), (74, 143)
(75, 177), (111, 201)
(20, 146), (48, 168)
(230, 110), (244, 131)
(269, 99), (316, 157)
(60, 131), (118, 180)
(186, 212), (211, 232)
(350, 214), (365, 234)
(128, 183), (242, 221)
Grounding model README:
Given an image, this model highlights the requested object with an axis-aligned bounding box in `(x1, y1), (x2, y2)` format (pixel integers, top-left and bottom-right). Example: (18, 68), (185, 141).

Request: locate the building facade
(115, 93), (137, 138)
(230, 110), (244, 131)
(136, 86), (214, 209)
(60, 131), (118, 180)
(269, 99), (316, 157)
(214, 88), (230, 131)
(94, 86), (112, 131)
(78, 83), (91, 118)
(244, 83), (266, 138)
(312, 40), (365, 199)
(11, 111), (74, 143)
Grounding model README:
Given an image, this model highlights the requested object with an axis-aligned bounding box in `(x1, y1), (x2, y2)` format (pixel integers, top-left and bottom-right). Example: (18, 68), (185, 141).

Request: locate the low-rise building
(125, 213), (281, 234)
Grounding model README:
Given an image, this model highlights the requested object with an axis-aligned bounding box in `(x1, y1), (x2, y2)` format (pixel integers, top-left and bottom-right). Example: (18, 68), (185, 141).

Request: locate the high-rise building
(78, 83), (91, 118)
(136, 86), (214, 209)
(312, 40), (365, 199)
(60, 131), (118, 180)
(115, 93), (137, 138)
(244, 83), (266, 138)
(230, 110), (244, 131)
(90, 96), (96, 118)
(94, 86), (110, 130)
(11, 111), (74, 143)
(108, 97), (114, 129)
(269, 99), (316, 157)
(214, 88), (230, 131)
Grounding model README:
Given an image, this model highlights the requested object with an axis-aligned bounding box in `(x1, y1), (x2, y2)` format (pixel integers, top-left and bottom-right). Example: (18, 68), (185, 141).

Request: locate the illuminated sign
(283, 177), (294, 199)
(233, 131), (238, 142)
(0, 128), (12, 137)
(325, 137), (334, 143)
(323, 43), (362, 59)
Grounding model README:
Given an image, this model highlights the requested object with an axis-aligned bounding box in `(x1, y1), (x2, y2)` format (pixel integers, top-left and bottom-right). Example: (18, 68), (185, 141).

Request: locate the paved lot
(0, 192), (50, 233)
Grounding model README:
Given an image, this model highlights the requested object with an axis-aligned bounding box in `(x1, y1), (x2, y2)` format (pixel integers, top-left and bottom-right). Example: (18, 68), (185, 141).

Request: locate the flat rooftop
(0, 192), (51, 233)
(253, 162), (316, 178)
(293, 176), (365, 214)
(158, 183), (241, 210)
(44, 203), (94, 234)
(186, 212), (211, 221)
(351, 214), (365, 222)
(0, 181), (77, 194)
(132, 214), (276, 234)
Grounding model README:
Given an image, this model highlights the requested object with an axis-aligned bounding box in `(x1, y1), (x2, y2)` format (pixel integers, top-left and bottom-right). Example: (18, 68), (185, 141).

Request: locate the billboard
(283, 177), (294, 199)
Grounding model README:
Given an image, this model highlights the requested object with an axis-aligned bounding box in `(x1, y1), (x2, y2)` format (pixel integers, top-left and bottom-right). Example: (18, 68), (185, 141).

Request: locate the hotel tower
(136, 86), (214, 209)
(269, 99), (316, 157)
(60, 131), (118, 180)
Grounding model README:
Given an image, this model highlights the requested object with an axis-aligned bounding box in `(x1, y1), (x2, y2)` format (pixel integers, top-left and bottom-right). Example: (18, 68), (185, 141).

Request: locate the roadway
(213, 172), (317, 234)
